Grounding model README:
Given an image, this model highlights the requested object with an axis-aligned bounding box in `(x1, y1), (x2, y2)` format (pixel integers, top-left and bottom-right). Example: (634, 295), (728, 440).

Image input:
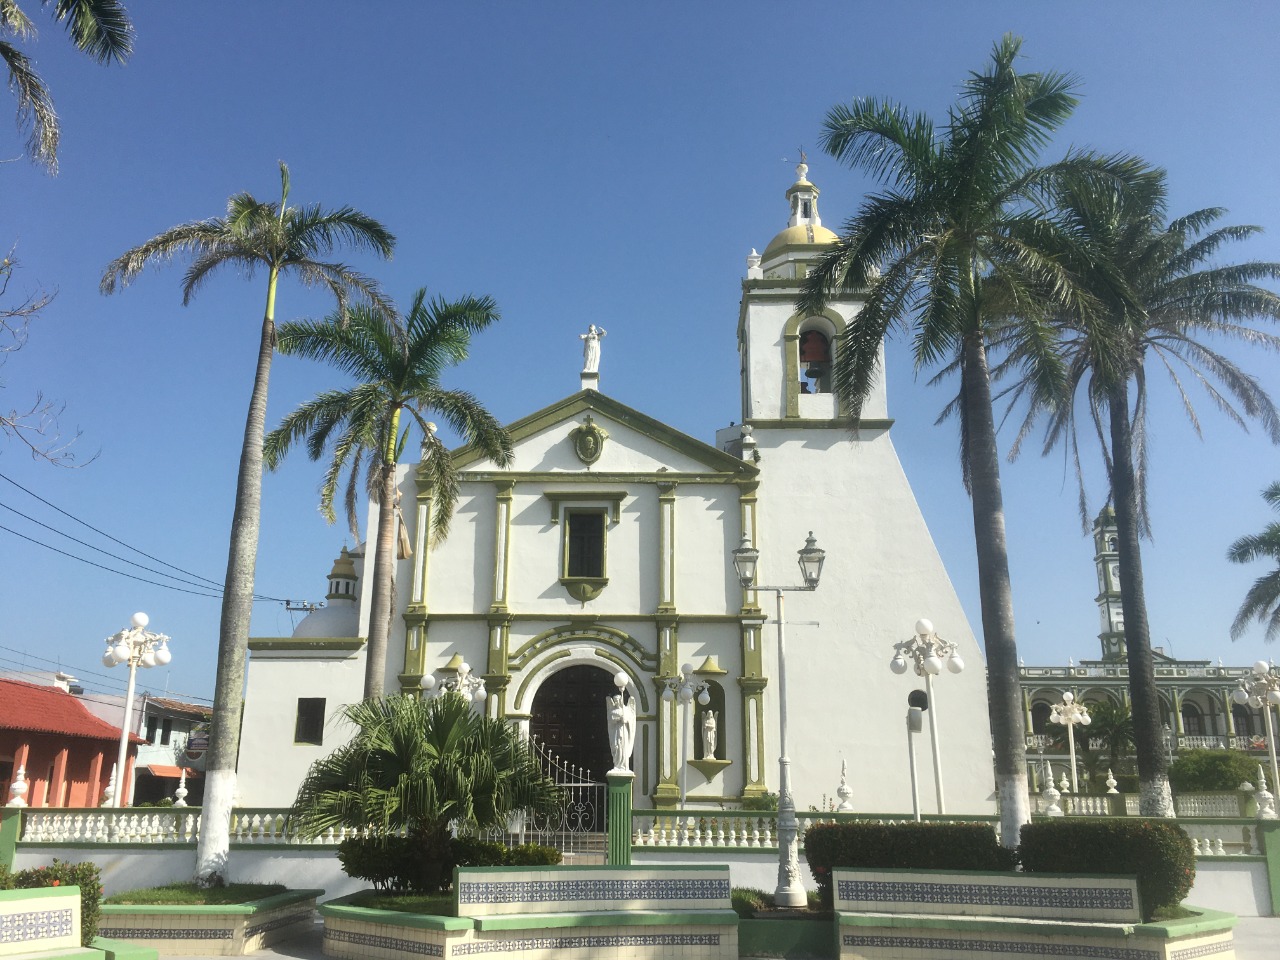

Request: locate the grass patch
(348, 891), (455, 916)
(732, 887), (771, 918)
(104, 883), (287, 906)
(732, 887), (832, 920)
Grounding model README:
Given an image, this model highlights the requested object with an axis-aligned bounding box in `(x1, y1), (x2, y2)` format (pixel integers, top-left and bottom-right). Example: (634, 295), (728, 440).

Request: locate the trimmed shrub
(804, 821), (1014, 907)
(1019, 818), (1194, 921)
(448, 837), (507, 869)
(741, 793), (779, 812)
(337, 836), (430, 892)
(1168, 750), (1258, 793)
(0, 859), (102, 946)
(504, 843), (562, 866)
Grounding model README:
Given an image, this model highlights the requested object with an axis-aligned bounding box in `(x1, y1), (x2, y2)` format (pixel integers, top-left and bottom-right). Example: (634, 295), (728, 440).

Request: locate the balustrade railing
(630, 810), (1002, 851)
(16, 807), (356, 846)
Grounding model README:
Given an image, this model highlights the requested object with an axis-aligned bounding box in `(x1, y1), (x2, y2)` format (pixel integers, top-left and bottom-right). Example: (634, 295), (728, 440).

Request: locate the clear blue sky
(3, 1), (1278, 706)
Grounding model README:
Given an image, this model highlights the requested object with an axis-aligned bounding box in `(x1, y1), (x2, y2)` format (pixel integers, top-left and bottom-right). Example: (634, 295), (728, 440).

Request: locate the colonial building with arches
(237, 163), (997, 814)
(1019, 508), (1276, 787)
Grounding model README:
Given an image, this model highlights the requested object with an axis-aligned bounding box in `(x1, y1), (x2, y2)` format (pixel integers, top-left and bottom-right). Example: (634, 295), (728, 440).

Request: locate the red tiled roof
(142, 764), (202, 779)
(0, 678), (143, 743)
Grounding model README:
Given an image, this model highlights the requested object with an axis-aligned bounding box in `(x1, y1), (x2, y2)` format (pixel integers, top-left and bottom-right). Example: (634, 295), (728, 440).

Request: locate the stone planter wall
(97, 888), (321, 956)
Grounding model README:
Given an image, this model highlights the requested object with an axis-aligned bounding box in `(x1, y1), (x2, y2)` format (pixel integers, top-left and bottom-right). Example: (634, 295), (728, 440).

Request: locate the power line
(0, 469), (222, 587)
(0, 499), (230, 595)
(0, 523), (226, 598)
(0, 649), (213, 706)
(0, 469), (290, 602)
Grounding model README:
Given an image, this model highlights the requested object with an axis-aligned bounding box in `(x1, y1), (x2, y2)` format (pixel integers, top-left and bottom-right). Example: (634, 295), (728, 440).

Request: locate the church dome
(292, 547), (361, 639)
(762, 222), (839, 259)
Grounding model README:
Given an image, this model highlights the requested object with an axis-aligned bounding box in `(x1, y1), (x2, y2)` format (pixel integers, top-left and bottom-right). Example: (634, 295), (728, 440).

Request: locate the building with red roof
(0, 677), (142, 807)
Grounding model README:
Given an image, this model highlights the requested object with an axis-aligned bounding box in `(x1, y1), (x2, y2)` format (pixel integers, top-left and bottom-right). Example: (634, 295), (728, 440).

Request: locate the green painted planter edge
(320, 892), (473, 931)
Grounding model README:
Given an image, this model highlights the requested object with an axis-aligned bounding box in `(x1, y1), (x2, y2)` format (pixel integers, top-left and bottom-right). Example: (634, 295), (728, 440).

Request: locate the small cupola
(326, 547), (359, 602)
(759, 158), (839, 279)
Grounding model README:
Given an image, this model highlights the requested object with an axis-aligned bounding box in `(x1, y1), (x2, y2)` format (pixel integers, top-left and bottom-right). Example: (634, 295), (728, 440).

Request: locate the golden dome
(762, 222), (839, 259)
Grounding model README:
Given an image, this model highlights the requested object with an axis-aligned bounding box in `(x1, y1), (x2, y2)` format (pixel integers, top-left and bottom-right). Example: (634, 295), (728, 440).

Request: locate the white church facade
(237, 164), (998, 815)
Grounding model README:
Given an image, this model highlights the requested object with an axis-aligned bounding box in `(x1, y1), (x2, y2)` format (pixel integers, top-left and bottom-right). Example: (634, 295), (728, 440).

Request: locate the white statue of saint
(580, 324), (607, 373)
(606, 691), (636, 773)
(702, 709), (718, 760)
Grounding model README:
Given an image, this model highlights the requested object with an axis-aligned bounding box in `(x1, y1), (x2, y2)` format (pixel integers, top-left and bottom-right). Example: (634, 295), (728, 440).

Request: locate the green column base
(606, 773), (635, 866)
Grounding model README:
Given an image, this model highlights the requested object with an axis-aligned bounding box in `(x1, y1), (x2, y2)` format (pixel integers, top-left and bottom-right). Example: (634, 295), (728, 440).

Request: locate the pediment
(451, 391), (757, 480)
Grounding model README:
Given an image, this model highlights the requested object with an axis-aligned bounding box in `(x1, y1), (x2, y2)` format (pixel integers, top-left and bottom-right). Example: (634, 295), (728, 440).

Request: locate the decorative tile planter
(0, 885), (82, 958)
(832, 868), (1238, 960)
(321, 865), (740, 960)
(738, 917), (834, 958)
(97, 888), (322, 956)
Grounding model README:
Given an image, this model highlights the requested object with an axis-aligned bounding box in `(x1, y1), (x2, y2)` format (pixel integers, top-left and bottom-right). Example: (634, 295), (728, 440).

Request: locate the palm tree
(1228, 481), (1280, 642)
(264, 289), (513, 699)
(1, 0), (133, 171)
(1005, 174), (1280, 815)
(290, 693), (561, 890)
(798, 34), (1121, 846)
(100, 163), (395, 884)
(1083, 698), (1135, 775)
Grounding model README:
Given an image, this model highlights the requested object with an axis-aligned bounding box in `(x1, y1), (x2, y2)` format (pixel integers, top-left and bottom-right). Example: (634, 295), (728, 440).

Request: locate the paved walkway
(156, 916), (1278, 960)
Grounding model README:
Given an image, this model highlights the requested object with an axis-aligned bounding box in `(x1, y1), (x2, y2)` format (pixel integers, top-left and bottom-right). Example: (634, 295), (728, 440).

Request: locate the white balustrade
(1187, 823), (1259, 857)
(1174, 794), (1242, 818)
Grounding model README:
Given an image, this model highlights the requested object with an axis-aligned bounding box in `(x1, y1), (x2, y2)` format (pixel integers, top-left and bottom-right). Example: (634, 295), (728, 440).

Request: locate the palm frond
(51, 0), (133, 63)
(1, 39), (57, 170)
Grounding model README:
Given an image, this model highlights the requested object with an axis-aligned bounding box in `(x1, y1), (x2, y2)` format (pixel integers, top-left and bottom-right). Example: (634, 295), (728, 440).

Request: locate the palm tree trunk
(196, 272), (279, 885)
(1107, 382), (1174, 817)
(363, 459), (398, 699)
(961, 331), (1030, 846)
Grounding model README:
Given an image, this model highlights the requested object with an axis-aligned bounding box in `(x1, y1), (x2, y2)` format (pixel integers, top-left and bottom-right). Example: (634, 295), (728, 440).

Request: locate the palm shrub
(290, 693), (561, 893)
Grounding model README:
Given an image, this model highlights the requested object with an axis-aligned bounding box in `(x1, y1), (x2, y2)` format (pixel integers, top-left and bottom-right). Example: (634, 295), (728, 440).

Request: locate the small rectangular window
(295, 698), (326, 746)
(566, 510), (605, 578)
(160, 718), (173, 745)
(146, 716), (159, 744)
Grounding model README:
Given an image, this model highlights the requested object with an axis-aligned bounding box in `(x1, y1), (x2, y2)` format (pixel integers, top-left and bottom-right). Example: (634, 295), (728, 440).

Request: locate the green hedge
(0, 858), (102, 946)
(337, 836), (561, 892)
(1020, 819), (1194, 921)
(1168, 750), (1258, 793)
(804, 821), (1015, 907)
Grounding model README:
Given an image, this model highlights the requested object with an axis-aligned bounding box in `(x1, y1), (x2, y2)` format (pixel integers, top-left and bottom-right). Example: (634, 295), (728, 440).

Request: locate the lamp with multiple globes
(661, 663), (711, 807)
(1231, 660), (1280, 795)
(888, 618), (963, 814)
(101, 612), (173, 807)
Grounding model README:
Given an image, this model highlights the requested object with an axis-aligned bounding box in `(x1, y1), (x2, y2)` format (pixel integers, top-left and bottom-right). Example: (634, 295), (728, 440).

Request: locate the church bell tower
(1094, 507), (1126, 660)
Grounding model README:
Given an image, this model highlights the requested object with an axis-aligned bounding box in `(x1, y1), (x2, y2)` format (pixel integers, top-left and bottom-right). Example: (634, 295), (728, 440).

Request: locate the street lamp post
(731, 531), (826, 909)
(421, 660), (488, 706)
(101, 612), (172, 807)
(1232, 660), (1280, 795)
(889, 618), (963, 814)
(1049, 692), (1091, 796)
(661, 664), (710, 808)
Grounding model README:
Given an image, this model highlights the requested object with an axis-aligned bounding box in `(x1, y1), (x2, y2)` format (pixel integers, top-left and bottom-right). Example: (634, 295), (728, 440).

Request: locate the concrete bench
(832, 868), (1237, 960)
(456, 864), (739, 958)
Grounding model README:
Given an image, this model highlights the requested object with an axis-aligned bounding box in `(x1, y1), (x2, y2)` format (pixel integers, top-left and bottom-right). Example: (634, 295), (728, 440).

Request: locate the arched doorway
(530, 664), (616, 780)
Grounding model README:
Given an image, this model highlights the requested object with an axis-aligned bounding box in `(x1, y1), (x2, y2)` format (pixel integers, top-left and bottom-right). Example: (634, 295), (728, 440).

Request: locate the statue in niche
(607, 691), (636, 773)
(580, 324), (607, 373)
(702, 709), (718, 760)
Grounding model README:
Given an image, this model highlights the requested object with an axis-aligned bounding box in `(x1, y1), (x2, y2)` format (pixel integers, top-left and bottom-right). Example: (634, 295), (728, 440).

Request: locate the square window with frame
(294, 697), (326, 746)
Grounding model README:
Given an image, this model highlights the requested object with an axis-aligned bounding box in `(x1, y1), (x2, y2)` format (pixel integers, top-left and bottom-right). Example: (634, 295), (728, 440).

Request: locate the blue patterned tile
(453, 933), (721, 955)
(326, 927), (444, 956)
(842, 932), (1160, 959)
(837, 879), (1135, 912)
(0, 907), (74, 944)
(457, 877), (729, 906)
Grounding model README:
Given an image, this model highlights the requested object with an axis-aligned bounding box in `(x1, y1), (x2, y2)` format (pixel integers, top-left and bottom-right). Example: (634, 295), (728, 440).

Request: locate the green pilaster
(654, 619), (681, 807)
(1261, 821), (1280, 916)
(485, 617), (512, 715)
(606, 773), (635, 865)
(739, 671), (768, 799)
(402, 470), (435, 692)
(657, 482), (677, 615)
(491, 478), (515, 614)
(0, 808), (19, 870)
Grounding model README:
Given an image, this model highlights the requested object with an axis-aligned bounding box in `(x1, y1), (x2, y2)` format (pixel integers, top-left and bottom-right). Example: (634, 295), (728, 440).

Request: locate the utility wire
(0, 523), (226, 598)
(0, 500), (229, 595)
(0, 469), (223, 587)
(0, 469), (290, 602)
(0, 648), (213, 705)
